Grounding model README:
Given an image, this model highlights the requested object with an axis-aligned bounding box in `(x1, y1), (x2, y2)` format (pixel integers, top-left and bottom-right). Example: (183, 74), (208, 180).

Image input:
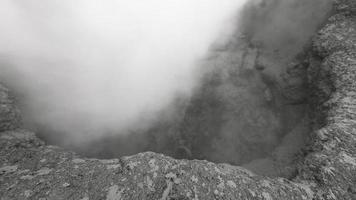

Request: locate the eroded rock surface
(0, 0), (356, 199)
(0, 83), (21, 132)
(0, 131), (312, 199)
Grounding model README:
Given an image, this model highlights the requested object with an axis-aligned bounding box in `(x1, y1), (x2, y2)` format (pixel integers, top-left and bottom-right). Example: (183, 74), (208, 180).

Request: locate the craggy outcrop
(0, 83), (21, 132)
(297, 3), (356, 199)
(0, 0), (355, 199)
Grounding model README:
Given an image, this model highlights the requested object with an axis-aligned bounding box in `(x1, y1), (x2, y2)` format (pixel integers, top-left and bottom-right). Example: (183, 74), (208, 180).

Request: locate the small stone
(24, 190), (32, 197)
(36, 167), (52, 176)
(174, 178), (182, 184)
(165, 172), (177, 180)
(62, 182), (70, 187)
(227, 180), (236, 188)
(191, 175), (198, 183)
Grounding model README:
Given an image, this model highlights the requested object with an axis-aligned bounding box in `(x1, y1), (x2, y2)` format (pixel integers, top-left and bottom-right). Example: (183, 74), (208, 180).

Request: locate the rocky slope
(0, 0), (355, 199)
(0, 84), (21, 133)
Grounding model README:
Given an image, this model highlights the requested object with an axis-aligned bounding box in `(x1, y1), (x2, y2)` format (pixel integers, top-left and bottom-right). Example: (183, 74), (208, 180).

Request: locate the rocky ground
(0, 0), (356, 199)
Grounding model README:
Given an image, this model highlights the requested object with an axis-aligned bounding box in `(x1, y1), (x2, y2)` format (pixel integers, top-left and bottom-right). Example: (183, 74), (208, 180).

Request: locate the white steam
(0, 0), (247, 142)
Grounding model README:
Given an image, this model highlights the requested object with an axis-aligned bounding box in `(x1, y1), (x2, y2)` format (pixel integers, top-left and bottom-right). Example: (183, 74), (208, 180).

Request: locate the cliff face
(0, 84), (21, 132)
(0, 0), (355, 199)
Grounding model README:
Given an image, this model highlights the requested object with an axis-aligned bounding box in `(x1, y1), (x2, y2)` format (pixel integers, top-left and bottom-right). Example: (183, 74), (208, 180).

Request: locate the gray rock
(0, 83), (21, 132)
(0, 0), (355, 199)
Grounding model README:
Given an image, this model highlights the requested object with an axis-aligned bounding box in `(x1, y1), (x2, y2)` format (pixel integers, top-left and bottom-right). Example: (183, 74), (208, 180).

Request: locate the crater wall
(0, 0), (355, 199)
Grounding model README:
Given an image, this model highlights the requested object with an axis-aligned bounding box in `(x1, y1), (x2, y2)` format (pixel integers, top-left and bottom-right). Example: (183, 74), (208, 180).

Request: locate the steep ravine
(0, 0), (356, 199)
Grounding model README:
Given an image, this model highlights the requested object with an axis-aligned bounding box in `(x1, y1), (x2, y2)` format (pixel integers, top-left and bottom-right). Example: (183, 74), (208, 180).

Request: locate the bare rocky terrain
(0, 0), (356, 199)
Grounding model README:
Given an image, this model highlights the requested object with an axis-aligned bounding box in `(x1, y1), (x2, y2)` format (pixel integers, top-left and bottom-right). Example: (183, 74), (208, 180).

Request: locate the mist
(0, 0), (247, 143)
(240, 0), (333, 58)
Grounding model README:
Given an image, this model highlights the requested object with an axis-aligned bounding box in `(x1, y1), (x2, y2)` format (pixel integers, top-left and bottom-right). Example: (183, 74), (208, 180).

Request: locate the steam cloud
(0, 0), (334, 171)
(0, 0), (247, 143)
